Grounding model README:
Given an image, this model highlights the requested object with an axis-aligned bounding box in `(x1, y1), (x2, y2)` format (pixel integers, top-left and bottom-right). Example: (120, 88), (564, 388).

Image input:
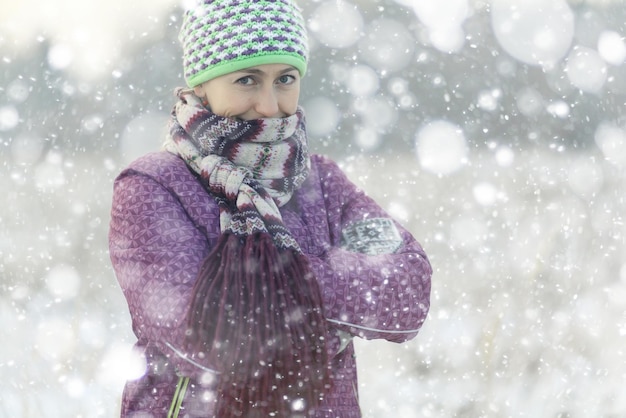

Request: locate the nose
(254, 86), (281, 118)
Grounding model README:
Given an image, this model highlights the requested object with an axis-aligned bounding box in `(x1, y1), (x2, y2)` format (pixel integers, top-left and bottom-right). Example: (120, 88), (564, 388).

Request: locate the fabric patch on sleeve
(341, 218), (403, 255)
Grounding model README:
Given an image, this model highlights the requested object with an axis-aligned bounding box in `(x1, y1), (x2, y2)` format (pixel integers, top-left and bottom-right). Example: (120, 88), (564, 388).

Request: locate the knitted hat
(179, 0), (309, 88)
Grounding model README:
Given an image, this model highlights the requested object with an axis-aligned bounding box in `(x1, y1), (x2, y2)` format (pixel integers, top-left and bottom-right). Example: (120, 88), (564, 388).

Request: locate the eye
(277, 74), (297, 85)
(236, 76), (255, 85)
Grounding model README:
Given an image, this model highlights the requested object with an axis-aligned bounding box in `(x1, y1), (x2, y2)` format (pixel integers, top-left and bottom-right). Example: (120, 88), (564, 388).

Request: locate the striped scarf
(164, 90), (330, 417)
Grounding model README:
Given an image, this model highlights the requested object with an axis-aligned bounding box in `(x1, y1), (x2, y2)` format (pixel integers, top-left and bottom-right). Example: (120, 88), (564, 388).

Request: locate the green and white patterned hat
(179, 0), (309, 88)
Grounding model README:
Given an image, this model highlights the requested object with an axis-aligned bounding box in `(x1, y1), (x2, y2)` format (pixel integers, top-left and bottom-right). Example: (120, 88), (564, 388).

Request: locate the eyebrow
(235, 66), (297, 76)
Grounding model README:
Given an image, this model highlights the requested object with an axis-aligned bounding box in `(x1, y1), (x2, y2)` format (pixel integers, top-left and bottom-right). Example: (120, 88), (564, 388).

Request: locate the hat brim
(186, 54), (307, 88)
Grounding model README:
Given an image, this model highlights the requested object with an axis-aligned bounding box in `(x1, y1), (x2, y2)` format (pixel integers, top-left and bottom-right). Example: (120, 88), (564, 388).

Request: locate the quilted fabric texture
(109, 151), (432, 417)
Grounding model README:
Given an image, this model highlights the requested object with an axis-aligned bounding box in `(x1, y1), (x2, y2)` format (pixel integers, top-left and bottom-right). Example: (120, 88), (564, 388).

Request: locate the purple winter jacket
(109, 151), (432, 417)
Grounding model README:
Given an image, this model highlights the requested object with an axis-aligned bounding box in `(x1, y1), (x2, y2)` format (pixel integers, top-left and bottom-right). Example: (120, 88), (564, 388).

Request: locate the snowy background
(2, 0), (626, 416)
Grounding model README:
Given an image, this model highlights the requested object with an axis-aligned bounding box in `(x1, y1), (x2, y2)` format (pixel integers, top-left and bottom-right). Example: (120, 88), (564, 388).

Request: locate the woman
(109, 0), (432, 417)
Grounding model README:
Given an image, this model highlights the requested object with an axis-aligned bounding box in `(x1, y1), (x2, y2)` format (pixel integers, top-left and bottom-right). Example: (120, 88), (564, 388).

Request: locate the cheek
(206, 91), (249, 118)
(282, 90), (301, 114)
(226, 98), (255, 118)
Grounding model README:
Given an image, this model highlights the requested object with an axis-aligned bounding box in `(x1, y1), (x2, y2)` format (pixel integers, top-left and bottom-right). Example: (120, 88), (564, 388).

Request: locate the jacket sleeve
(109, 165), (218, 378)
(308, 156), (432, 343)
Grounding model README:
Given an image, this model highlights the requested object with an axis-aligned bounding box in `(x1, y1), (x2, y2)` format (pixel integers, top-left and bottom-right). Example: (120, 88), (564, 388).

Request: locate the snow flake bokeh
(1, 0), (626, 416)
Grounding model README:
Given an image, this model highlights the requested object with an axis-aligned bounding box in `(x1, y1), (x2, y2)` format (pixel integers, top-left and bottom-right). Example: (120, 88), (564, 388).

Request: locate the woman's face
(193, 63), (301, 120)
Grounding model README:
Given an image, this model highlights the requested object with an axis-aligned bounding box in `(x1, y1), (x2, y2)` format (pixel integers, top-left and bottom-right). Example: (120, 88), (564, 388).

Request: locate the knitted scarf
(164, 90), (330, 417)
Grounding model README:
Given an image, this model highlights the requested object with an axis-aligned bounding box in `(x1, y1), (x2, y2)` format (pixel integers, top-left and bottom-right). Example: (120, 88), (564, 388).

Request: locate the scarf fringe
(185, 232), (331, 417)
